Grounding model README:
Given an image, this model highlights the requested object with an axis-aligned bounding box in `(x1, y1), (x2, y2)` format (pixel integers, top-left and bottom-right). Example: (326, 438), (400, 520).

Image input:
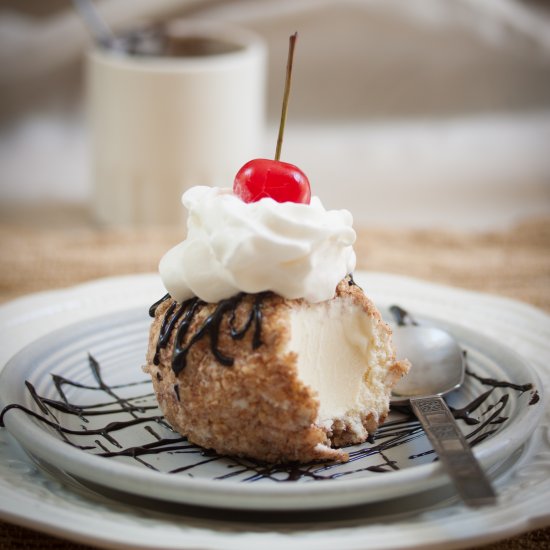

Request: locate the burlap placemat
(0, 216), (549, 310)
(0, 214), (549, 549)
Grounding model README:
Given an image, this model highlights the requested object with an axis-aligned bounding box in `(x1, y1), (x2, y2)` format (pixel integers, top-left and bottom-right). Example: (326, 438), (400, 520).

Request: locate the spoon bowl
(391, 325), (465, 404)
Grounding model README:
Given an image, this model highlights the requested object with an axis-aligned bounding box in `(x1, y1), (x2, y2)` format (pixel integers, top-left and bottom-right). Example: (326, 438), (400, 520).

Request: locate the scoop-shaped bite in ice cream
(144, 183), (409, 464)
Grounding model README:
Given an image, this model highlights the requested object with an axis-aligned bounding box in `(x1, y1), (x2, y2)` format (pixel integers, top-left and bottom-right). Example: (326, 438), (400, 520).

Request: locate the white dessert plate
(0, 281), (544, 512)
(0, 273), (550, 549)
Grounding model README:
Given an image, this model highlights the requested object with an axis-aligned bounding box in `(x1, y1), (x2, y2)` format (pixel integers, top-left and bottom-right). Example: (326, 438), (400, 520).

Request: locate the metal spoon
(389, 305), (497, 507)
(72, 0), (165, 55)
(72, 0), (116, 47)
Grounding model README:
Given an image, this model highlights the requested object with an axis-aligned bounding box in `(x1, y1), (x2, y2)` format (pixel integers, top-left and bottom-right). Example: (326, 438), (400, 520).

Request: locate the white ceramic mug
(87, 22), (266, 226)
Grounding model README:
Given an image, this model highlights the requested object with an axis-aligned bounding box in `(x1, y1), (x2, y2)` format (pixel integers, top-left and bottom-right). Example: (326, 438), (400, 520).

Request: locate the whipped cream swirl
(159, 186), (356, 303)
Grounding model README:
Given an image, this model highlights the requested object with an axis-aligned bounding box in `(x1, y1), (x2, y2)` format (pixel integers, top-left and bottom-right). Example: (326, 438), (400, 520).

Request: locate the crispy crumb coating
(144, 280), (409, 464)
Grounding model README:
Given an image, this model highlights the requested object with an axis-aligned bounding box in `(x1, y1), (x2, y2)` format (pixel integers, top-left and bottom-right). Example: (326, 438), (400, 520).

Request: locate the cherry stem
(275, 32), (298, 162)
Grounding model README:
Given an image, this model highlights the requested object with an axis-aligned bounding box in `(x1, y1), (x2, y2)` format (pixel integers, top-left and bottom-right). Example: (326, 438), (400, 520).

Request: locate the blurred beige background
(1, 0), (549, 229)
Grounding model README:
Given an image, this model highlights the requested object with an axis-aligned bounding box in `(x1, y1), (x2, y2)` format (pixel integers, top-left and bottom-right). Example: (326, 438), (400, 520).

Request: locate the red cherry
(233, 159), (311, 204)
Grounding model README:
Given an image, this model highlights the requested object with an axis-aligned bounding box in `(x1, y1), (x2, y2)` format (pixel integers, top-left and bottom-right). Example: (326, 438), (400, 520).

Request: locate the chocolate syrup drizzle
(0, 349), (539, 483)
(150, 275), (356, 376)
(151, 292), (269, 375)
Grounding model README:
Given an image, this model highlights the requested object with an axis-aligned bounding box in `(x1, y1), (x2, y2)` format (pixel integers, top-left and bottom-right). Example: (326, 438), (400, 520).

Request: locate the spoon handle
(410, 396), (497, 507)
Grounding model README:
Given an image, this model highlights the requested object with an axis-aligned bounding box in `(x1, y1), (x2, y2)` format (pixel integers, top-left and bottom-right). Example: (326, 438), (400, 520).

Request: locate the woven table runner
(0, 216), (548, 310)
(0, 213), (549, 549)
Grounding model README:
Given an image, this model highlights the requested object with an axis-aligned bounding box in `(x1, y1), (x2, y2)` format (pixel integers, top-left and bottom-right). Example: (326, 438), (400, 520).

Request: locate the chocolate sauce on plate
(0, 303), (540, 483)
(0, 353), (538, 482)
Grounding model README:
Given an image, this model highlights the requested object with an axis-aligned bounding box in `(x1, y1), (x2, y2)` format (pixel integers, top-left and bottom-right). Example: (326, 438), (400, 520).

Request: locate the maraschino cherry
(234, 33), (311, 205)
(234, 159), (310, 203)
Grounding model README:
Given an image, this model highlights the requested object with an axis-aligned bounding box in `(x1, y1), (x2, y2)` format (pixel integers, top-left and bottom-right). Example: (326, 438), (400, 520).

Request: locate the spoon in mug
(72, 0), (165, 55)
(389, 305), (497, 507)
